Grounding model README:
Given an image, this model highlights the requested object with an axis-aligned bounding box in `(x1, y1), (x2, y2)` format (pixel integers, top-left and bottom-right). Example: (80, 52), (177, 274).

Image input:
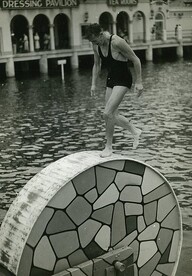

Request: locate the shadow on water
(0, 59), (192, 230)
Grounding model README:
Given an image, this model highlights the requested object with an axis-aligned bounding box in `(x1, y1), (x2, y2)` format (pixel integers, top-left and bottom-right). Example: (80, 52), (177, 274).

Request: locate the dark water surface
(0, 60), (192, 230)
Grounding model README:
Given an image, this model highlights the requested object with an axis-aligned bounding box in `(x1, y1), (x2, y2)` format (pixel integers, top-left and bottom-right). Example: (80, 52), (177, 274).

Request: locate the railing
(167, 30), (176, 40)
(166, 30), (192, 41)
(133, 32), (145, 43)
(1, 33), (192, 60)
(183, 29), (192, 41)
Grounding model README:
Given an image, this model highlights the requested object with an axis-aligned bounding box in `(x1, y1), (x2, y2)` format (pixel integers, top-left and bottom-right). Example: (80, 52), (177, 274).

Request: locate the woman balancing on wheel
(86, 23), (143, 157)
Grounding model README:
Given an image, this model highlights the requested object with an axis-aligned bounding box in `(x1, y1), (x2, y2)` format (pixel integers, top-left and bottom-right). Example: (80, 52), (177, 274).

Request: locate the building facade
(0, 0), (192, 77)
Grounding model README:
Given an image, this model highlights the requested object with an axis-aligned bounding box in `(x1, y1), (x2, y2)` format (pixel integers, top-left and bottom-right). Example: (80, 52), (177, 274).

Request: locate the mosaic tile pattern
(16, 158), (182, 276)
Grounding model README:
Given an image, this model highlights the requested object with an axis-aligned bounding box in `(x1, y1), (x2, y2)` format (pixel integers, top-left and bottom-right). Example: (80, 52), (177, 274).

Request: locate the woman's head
(86, 23), (102, 39)
(86, 23), (106, 45)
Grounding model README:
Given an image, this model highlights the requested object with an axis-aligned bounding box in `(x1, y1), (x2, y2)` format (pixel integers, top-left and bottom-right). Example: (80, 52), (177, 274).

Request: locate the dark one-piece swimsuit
(98, 35), (132, 89)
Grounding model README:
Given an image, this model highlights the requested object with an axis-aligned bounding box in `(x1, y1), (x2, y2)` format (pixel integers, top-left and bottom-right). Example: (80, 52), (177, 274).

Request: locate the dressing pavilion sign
(107, 0), (138, 6)
(0, 0), (79, 9)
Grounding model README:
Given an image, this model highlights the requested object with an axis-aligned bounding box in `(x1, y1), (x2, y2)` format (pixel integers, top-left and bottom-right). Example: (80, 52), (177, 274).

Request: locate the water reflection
(0, 60), (192, 230)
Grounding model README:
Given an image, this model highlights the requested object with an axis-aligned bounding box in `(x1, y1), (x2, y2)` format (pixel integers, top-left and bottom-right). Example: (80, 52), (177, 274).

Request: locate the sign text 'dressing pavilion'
(0, 0), (79, 9)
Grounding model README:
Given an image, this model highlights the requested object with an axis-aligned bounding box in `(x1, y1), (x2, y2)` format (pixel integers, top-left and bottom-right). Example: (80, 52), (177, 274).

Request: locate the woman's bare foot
(133, 129), (142, 149)
(100, 146), (113, 158)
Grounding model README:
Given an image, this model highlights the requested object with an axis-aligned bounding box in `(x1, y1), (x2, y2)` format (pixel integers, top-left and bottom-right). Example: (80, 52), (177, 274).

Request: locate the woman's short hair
(86, 23), (102, 39)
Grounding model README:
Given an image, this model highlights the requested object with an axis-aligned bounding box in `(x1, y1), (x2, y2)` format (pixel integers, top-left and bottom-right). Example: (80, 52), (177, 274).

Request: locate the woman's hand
(134, 83), (143, 97)
(91, 85), (96, 97)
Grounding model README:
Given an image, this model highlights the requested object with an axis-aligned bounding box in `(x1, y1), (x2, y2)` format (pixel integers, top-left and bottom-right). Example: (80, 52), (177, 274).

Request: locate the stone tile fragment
(169, 230), (180, 262)
(157, 193), (176, 222)
(46, 210), (76, 234)
(50, 231), (79, 258)
(93, 183), (119, 210)
(156, 263), (174, 275)
(95, 225), (110, 250)
(101, 160), (125, 171)
(124, 160), (145, 176)
(115, 172), (142, 191)
(111, 202), (126, 246)
(129, 240), (139, 262)
(34, 236), (56, 271)
(30, 267), (52, 276)
(157, 228), (173, 254)
(120, 186), (142, 202)
(78, 219), (101, 248)
(91, 205), (113, 225)
(125, 203), (143, 216)
(144, 183), (170, 204)
(139, 252), (161, 276)
(134, 264), (139, 276)
(66, 196), (92, 225)
(68, 249), (88, 267)
(142, 167), (164, 195)
(73, 168), (95, 195)
(114, 230), (137, 249)
(151, 271), (162, 276)
(138, 223), (160, 241)
(96, 166), (116, 194)
(161, 207), (180, 230)
(48, 181), (76, 209)
(144, 201), (157, 226)
(85, 188), (98, 203)
(159, 242), (171, 264)
(54, 258), (70, 274)
(138, 241), (157, 267)
(126, 216), (137, 235)
(138, 216), (146, 233)
(27, 207), (54, 247)
(84, 241), (105, 260)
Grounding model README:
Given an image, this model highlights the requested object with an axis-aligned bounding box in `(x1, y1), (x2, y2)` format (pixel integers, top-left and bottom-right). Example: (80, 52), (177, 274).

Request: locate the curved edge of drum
(0, 151), (183, 276)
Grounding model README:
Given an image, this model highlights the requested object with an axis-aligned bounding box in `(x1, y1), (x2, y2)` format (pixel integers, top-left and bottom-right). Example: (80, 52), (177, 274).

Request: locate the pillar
(69, 9), (79, 69)
(128, 20), (133, 44)
(49, 24), (55, 50)
(71, 51), (79, 69)
(162, 29), (167, 42)
(177, 25), (182, 42)
(39, 54), (48, 74)
(6, 57), (15, 77)
(145, 19), (151, 42)
(176, 25), (183, 58)
(145, 44), (153, 61)
(177, 43), (183, 58)
(113, 21), (116, 34)
(28, 25), (34, 52)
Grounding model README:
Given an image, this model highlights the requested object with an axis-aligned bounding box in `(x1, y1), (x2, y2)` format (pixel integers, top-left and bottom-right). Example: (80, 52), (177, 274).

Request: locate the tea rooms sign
(107, 0), (138, 6)
(0, 0), (79, 9)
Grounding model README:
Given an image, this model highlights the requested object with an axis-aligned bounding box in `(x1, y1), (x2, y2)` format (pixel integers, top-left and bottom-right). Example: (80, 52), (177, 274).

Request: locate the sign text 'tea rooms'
(107, 0), (138, 6)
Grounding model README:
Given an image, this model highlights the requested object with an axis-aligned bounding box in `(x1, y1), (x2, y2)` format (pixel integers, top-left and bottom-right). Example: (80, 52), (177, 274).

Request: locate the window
(81, 24), (90, 47)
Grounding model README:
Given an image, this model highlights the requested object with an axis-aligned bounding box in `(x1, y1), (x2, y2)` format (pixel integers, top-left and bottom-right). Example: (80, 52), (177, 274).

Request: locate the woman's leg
(115, 114), (138, 135)
(100, 86), (127, 157)
(113, 83), (142, 149)
(115, 113), (142, 149)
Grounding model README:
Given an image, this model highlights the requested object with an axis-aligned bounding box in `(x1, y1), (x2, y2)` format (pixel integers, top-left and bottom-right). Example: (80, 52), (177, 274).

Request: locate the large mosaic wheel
(0, 151), (182, 276)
